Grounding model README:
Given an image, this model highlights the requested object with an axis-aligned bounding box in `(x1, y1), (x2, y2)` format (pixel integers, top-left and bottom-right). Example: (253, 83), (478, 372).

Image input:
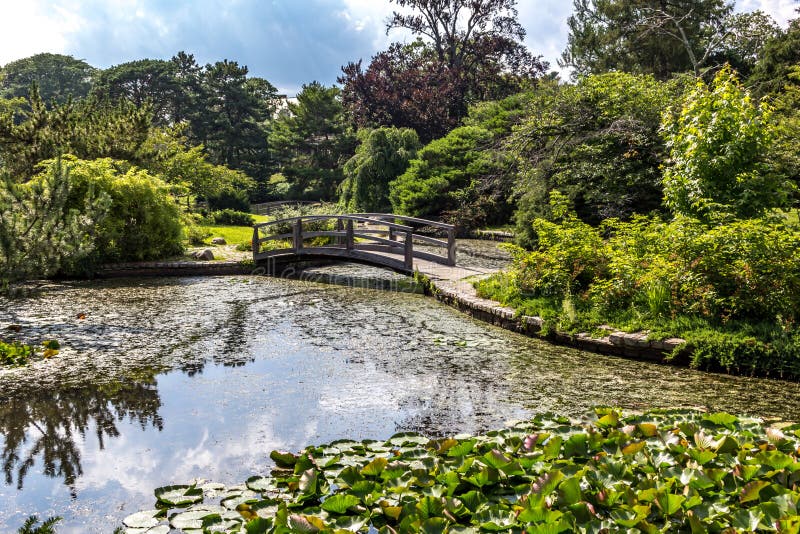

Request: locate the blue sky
(0, 0), (797, 95)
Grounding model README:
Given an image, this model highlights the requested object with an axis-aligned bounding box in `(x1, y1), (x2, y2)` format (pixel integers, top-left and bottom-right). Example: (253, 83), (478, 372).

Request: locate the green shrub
(35, 156), (184, 268)
(208, 209), (255, 227)
(206, 188), (250, 212)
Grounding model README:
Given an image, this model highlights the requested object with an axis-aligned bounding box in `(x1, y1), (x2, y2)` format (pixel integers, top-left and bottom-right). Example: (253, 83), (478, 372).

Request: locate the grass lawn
(200, 225), (255, 246)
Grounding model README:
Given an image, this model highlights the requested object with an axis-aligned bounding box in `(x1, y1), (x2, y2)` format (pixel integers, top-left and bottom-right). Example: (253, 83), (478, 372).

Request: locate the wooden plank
(411, 234), (448, 247)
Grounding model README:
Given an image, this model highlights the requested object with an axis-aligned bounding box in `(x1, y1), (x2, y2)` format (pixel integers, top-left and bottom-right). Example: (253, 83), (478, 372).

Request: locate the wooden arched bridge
(252, 213), (456, 274)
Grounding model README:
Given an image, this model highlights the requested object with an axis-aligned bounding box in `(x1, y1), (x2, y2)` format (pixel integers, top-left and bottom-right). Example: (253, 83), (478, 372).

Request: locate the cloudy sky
(0, 0), (797, 95)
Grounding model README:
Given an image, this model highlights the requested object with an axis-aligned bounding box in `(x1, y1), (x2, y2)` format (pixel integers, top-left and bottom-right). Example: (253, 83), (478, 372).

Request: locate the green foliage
(0, 53), (95, 104)
(662, 67), (791, 221)
(34, 157), (184, 267)
(129, 409), (800, 533)
(16, 515), (61, 534)
(0, 88), (152, 180)
(338, 127), (420, 212)
(511, 73), (678, 245)
(769, 65), (800, 209)
(208, 209), (255, 227)
(141, 127), (255, 208)
(479, 193), (800, 377)
(0, 161), (108, 288)
(390, 126), (494, 221)
(561, 0), (734, 79)
(749, 17), (800, 97)
(269, 82), (355, 200)
(0, 340), (33, 366)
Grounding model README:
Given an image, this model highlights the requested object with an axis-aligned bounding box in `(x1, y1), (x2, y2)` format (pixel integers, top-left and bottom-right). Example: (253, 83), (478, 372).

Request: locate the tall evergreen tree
(561, 0), (734, 79)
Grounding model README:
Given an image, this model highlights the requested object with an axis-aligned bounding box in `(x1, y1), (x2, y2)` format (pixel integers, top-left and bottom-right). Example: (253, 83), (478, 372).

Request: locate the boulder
(211, 237), (227, 245)
(196, 249), (214, 261)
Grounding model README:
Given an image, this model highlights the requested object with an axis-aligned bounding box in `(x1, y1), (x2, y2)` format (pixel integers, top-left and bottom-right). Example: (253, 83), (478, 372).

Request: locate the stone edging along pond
(95, 259), (685, 366)
(414, 274), (686, 365)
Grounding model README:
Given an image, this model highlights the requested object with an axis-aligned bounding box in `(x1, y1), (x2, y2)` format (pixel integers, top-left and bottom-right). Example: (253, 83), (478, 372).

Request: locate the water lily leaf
(220, 490), (260, 509)
(481, 450), (511, 469)
(532, 470), (564, 500)
(558, 476), (582, 505)
(703, 412), (738, 429)
(693, 432), (715, 450)
(123, 510), (163, 529)
(333, 515), (369, 532)
(168, 506), (227, 530)
(563, 434), (588, 458)
(154, 484), (204, 506)
(596, 412), (620, 429)
(288, 514), (325, 533)
(776, 516), (800, 534)
(474, 506), (516, 531)
(388, 432), (430, 446)
(655, 492), (685, 516)
(714, 435), (739, 454)
(270, 450), (298, 468)
(321, 494), (361, 514)
(688, 449), (717, 465)
(542, 436), (562, 460)
(622, 441), (646, 456)
(244, 517), (272, 534)
(465, 466), (498, 488)
(731, 508), (763, 532)
(755, 450), (794, 470)
(419, 517), (449, 534)
(447, 439), (476, 457)
(459, 490), (487, 512)
(246, 476), (277, 492)
(637, 423), (659, 437)
(124, 526), (169, 534)
(361, 457), (388, 477)
(740, 480), (770, 503)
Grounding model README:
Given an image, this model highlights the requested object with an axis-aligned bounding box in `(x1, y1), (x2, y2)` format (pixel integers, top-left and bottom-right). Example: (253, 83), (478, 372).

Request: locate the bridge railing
(250, 200), (320, 216)
(350, 213), (457, 266)
(252, 214), (456, 269)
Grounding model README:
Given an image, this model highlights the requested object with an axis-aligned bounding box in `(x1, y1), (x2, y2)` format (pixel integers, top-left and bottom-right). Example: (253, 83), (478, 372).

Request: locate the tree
(561, 0), (734, 79)
(661, 67), (790, 221)
(0, 87), (152, 180)
(713, 10), (780, 79)
(340, 0), (546, 141)
(748, 14), (800, 96)
(199, 60), (276, 179)
(0, 53), (95, 105)
(769, 66), (800, 210)
(339, 127), (421, 212)
(91, 59), (182, 125)
(269, 82), (355, 199)
(510, 73), (678, 245)
(0, 161), (108, 290)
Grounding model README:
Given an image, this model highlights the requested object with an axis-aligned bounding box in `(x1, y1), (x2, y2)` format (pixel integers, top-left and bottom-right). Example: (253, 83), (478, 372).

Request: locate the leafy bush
(0, 160), (108, 288)
(34, 157), (184, 268)
(127, 408), (800, 533)
(662, 66), (791, 221)
(477, 194), (800, 377)
(208, 209), (255, 227)
(206, 188), (251, 212)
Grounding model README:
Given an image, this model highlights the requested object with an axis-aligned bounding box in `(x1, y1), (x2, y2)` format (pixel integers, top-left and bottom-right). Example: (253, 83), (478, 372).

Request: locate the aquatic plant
(124, 408), (800, 533)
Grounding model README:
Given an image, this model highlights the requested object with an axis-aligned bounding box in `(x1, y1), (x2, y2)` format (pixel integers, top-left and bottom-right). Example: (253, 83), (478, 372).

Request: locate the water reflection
(0, 377), (162, 496)
(0, 275), (799, 532)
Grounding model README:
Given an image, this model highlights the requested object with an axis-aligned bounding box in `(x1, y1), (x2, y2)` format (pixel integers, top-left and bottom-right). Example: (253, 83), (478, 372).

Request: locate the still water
(1, 272), (799, 532)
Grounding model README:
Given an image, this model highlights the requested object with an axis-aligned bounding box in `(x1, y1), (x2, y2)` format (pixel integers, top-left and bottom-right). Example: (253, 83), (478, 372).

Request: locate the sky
(0, 0), (797, 95)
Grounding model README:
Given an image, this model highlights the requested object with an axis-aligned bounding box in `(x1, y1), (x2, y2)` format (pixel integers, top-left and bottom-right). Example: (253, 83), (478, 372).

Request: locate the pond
(1, 272), (799, 532)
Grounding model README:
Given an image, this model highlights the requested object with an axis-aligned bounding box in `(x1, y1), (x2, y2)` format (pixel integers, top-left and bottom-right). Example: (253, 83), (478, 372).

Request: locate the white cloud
(0, 1), (83, 65)
(736, 0), (799, 25)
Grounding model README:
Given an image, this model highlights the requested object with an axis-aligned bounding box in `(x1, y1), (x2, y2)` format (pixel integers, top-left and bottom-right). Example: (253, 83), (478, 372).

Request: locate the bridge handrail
(349, 213), (455, 232)
(254, 215), (414, 232)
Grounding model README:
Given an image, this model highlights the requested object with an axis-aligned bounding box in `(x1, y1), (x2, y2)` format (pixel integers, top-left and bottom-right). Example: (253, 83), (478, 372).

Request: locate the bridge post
(252, 227), (259, 257)
(388, 227), (395, 241)
(346, 220), (354, 251)
(447, 228), (457, 266)
(293, 219), (303, 251)
(336, 219), (344, 246)
(404, 230), (413, 269)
